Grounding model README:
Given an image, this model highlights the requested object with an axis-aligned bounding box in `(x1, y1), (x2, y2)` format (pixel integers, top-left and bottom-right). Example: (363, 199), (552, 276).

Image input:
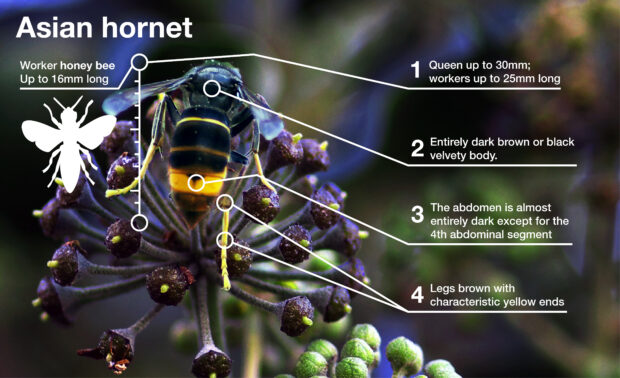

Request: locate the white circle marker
(187, 174), (206, 192)
(203, 79), (221, 98)
(130, 53), (149, 71)
(130, 214), (149, 232)
(216, 194), (234, 212)
(216, 231), (234, 249)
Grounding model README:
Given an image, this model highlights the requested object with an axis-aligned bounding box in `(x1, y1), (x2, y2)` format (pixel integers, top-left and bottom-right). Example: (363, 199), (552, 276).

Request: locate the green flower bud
(307, 339), (338, 364)
(334, 357), (368, 378)
(386, 336), (423, 377)
(294, 351), (328, 378)
(372, 350), (381, 369)
(348, 324), (381, 351)
(424, 359), (460, 378)
(341, 338), (374, 367)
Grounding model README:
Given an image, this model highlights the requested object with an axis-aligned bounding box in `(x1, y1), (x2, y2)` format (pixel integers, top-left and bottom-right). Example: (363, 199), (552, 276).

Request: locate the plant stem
(72, 275), (146, 302)
(86, 261), (170, 275)
(248, 267), (332, 282)
(228, 284), (278, 313)
(129, 303), (165, 334)
(145, 172), (187, 233)
(140, 239), (184, 260)
(207, 281), (226, 351)
(193, 276), (213, 346)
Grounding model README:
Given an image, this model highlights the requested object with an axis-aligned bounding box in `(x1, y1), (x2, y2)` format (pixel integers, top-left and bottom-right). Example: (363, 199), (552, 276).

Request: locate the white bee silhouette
(21, 96), (117, 193)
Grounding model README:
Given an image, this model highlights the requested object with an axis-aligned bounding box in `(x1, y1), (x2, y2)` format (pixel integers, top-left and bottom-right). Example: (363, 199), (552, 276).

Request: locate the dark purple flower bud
(215, 238), (252, 278)
(310, 187), (341, 230)
(100, 121), (135, 158)
(242, 184), (280, 223)
(264, 130), (304, 174)
(77, 328), (135, 375)
(294, 174), (318, 197)
(191, 345), (232, 378)
(105, 219), (142, 258)
(107, 152), (139, 190)
(323, 286), (352, 322)
(279, 224), (312, 264)
(48, 240), (86, 286)
(55, 174), (86, 208)
(146, 265), (194, 306)
(322, 182), (347, 210)
(296, 139), (330, 175)
(278, 296), (314, 337)
(35, 277), (72, 325)
(338, 258), (369, 297)
(35, 199), (60, 238)
(317, 218), (362, 257)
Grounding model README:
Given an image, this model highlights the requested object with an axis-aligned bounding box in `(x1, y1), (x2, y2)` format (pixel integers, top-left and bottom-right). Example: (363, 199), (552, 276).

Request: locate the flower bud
(297, 139), (330, 175)
(319, 286), (351, 322)
(264, 130), (304, 174)
(294, 351), (328, 378)
(100, 121), (135, 158)
(348, 324), (381, 351)
(310, 187), (341, 230)
(243, 184), (280, 223)
(107, 152), (139, 190)
(318, 218), (362, 257)
(48, 240), (86, 286)
(323, 182), (346, 210)
(146, 265), (194, 306)
(105, 219), (142, 258)
(338, 258), (369, 296)
(386, 336), (424, 377)
(341, 338), (374, 367)
(56, 174), (86, 208)
(307, 339), (338, 364)
(77, 329), (135, 375)
(278, 296), (314, 337)
(424, 359), (461, 378)
(295, 174), (318, 196)
(335, 357), (368, 378)
(215, 238), (252, 278)
(279, 224), (312, 264)
(35, 276), (72, 325)
(170, 319), (199, 355)
(191, 345), (232, 378)
(37, 199), (60, 237)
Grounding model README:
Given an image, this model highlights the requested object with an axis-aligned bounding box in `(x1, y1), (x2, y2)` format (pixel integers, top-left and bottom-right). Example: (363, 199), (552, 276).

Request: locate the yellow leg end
(253, 153), (276, 192)
(221, 209), (231, 291)
(105, 144), (158, 198)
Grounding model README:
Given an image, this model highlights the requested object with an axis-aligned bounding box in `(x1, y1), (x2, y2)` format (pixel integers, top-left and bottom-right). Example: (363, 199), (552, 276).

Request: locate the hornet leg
(105, 94), (176, 198)
(220, 206), (231, 291)
(250, 121), (276, 192)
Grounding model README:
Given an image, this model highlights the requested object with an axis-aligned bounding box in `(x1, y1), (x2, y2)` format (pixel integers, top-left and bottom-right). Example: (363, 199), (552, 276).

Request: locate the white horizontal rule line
(21, 52), (562, 92)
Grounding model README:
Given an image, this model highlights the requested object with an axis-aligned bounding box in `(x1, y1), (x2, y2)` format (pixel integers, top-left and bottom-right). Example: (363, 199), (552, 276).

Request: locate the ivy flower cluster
(278, 323), (461, 378)
(31, 113), (371, 377)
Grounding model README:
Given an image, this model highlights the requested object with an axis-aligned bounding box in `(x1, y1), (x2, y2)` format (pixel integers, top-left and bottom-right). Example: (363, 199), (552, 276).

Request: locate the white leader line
(234, 242), (406, 311)
(236, 243), (567, 314)
(220, 90), (577, 168)
(150, 53), (562, 91)
(263, 177), (573, 247)
(231, 204), (404, 309)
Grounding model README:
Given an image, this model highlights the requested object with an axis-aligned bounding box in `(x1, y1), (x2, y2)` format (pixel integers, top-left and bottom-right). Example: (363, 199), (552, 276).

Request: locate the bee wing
(102, 75), (191, 115)
(238, 87), (284, 140)
(76, 115), (117, 149)
(21, 121), (63, 152)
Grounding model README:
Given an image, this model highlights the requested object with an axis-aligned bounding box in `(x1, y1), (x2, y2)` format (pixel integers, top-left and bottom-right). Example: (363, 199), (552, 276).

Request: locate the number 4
(411, 286), (424, 303)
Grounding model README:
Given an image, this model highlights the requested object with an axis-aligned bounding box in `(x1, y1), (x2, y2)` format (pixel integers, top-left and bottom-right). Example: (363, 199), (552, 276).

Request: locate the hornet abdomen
(169, 108), (230, 227)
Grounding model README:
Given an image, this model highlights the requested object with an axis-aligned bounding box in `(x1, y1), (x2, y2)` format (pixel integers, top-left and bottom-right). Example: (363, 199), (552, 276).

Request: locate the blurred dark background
(0, 0), (618, 377)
